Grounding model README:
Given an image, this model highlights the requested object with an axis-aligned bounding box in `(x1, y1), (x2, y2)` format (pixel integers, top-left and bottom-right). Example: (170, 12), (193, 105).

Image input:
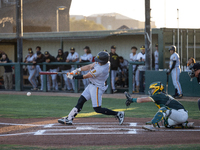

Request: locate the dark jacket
(44, 54), (57, 70)
(109, 52), (120, 70)
(35, 54), (45, 70)
(0, 58), (12, 73)
(56, 53), (71, 71)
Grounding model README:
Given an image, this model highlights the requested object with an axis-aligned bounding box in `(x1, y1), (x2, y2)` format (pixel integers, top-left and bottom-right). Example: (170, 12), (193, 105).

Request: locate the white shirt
(154, 50), (159, 64)
(130, 53), (138, 70)
(137, 52), (146, 71)
(81, 53), (93, 62)
(120, 59), (129, 72)
(170, 52), (180, 68)
(67, 52), (79, 61)
(26, 55), (35, 67)
(89, 62), (110, 88)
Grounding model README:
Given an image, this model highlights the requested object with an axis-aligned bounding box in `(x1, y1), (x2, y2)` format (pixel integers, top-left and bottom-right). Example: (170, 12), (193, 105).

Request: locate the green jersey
(149, 92), (185, 110)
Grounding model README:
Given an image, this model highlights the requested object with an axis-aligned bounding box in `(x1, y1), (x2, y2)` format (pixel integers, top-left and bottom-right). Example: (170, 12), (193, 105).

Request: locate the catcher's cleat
(182, 122), (194, 128)
(116, 111), (124, 125)
(58, 117), (73, 125)
(142, 125), (156, 131)
(124, 91), (133, 106)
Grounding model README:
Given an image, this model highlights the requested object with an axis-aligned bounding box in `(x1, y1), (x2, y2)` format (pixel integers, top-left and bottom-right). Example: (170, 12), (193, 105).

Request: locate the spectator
(137, 45), (146, 93)
(118, 56), (129, 87)
(0, 53), (13, 89)
(79, 46), (93, 88)
(110, 45), (120, 93)
(33, 51), (45, 91)
(25, 50), (38, 90)
(44, 51), (58, 91)
(154, 44), (159, 71)
(0, 50), (5, 59)
(34, 46), (42, 87)
(56, 49), (73, 92)
(130, 46), (139, 93)
(66, 47), (79, 91)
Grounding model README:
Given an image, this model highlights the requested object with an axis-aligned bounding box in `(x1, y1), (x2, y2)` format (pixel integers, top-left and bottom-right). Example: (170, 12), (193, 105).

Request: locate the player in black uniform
(124, 81), (194, 131)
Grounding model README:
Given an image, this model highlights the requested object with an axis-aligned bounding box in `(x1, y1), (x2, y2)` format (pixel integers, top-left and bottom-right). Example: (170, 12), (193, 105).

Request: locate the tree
(70, 18), (106, 31)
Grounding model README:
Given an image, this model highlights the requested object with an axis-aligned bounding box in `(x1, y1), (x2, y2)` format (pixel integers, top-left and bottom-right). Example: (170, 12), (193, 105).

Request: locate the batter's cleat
(142, 125), (156, 131)
(31, 88), (38, 91)
(116, 111), (124, 125)
(58, 117), (73, 125)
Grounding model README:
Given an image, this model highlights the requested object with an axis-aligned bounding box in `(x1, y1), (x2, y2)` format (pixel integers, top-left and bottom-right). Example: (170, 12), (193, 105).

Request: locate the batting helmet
(168, 45), (176, 52)
(94, 51), (109, 64)
(148, 81), (164, 96)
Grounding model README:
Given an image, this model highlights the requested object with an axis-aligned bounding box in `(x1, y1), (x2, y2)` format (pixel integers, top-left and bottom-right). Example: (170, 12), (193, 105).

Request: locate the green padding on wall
(145, 71), (200, 97)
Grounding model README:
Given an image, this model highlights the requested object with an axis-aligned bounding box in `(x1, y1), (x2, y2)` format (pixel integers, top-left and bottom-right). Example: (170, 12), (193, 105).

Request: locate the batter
(124, 81), (193, 131)
(58, 51), (124, 125)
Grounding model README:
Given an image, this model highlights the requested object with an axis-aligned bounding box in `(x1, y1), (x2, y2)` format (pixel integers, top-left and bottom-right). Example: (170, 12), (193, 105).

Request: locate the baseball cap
(140, 45), (145, 50)
(28, 48), (32, 51)
(28, 50), (33, 54)
(111, 45), (116, 49)
(70, 47), (75, 50)
(44, 51), (49, 55)
(83, 46), (90, 50)
(37, 51), (42, 55)
(155, 44), (158, 47)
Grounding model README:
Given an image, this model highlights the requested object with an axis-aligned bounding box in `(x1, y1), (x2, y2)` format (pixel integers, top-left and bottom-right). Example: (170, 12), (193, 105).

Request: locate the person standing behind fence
(154, 44), (159, 71)
(25, 50), (38, 90)
(137, 45), (146, 93)
(79, 46), (93, 88)
(110, 45), (120, 93)
(44, 51), (58, 91)
(118, 56), (129, 88)
(130, 46), (139, 93)
(34, 46), (42, 87)
(66, 47), (79, 91)
(0, 53), (13, 90)
(33, 51), (45, 91)
(56, 49), (73, 92)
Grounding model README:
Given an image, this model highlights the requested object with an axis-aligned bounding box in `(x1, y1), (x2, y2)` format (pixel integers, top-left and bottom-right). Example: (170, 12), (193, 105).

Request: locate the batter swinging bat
(166, 74), (169, 94)
(39, 72), (79, 75)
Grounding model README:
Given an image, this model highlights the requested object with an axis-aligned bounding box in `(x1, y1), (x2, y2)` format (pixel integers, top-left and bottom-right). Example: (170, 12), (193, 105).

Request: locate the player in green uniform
(124, 81), (194, 131)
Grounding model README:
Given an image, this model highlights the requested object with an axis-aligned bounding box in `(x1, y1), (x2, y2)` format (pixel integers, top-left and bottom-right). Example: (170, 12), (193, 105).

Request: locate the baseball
(27, 92), (31, 96)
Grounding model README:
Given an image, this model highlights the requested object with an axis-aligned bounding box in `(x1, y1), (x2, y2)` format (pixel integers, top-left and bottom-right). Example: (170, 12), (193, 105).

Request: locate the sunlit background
(70, 0), (200, 28)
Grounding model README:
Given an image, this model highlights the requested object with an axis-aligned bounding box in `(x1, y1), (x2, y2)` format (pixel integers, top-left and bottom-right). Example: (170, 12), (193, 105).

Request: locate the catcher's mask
(148, 81), (164, 96)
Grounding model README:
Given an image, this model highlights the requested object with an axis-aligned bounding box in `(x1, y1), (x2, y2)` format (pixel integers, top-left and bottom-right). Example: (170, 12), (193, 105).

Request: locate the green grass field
(0, 94), (199, 119)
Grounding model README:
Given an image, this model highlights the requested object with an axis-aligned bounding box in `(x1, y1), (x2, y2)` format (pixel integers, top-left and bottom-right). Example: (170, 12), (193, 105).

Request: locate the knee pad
(75, 95), (87, 112)
(151, 107), (170, 127)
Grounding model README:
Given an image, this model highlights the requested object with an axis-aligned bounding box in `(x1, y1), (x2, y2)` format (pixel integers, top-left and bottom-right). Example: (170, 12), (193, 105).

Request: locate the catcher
(58, 51), (124, 125)
(187, 57), (200, 84)
(124, 81), (194, 131)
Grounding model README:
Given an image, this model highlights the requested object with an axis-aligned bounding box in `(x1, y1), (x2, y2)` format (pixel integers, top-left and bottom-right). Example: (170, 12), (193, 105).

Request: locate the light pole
(56, 6), (67, 32)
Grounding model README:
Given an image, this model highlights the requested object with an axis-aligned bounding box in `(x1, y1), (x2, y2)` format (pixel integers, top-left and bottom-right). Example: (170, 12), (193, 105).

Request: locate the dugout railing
(0, 61), (145, 94)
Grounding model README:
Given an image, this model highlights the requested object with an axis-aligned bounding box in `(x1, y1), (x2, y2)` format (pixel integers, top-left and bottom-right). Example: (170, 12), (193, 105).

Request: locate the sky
(70, 0), (200, 28)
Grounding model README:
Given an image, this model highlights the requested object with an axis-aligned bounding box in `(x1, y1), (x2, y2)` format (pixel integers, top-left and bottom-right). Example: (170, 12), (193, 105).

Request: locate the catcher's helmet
(94, 51), (109, 64)
(148, 81), (164, 96)
(168, 45), (176, 52)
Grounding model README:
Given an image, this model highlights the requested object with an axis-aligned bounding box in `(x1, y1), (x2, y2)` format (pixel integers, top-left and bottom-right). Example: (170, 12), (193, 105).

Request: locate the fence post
(129, 63), (133, 94)
(15, 62), (22, 91)
(106, 71), (112, 94)
(43, 64), (47, 92)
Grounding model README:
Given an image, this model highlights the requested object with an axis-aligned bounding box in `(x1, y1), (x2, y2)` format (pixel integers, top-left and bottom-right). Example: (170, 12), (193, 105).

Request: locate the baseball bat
(166, 74), (169, 94)
(39, 72), (78, 75)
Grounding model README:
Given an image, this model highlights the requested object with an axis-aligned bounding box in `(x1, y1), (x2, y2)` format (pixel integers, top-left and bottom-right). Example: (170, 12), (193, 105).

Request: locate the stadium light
(56, 6), (67, 32)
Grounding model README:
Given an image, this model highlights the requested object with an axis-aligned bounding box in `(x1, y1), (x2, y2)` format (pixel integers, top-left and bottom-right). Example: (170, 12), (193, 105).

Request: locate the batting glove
(67, 74), (73, 80)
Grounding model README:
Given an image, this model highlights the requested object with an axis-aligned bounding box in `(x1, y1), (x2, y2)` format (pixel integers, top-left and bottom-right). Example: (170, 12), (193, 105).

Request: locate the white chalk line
(0, 122), (44, 127)
(36, 132), (137, 135)
(0, 132), (35, 137)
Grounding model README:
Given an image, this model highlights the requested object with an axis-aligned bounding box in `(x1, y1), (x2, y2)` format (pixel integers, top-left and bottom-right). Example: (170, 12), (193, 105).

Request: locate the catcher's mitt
(124, 91), (133, 107)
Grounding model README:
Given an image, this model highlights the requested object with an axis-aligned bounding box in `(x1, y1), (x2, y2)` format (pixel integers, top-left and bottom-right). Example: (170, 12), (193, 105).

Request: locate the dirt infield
(0, 117), (200, 148)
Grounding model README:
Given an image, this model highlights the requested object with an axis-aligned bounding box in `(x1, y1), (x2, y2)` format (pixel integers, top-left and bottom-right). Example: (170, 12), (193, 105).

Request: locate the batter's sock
(93, 107), (118, 116)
